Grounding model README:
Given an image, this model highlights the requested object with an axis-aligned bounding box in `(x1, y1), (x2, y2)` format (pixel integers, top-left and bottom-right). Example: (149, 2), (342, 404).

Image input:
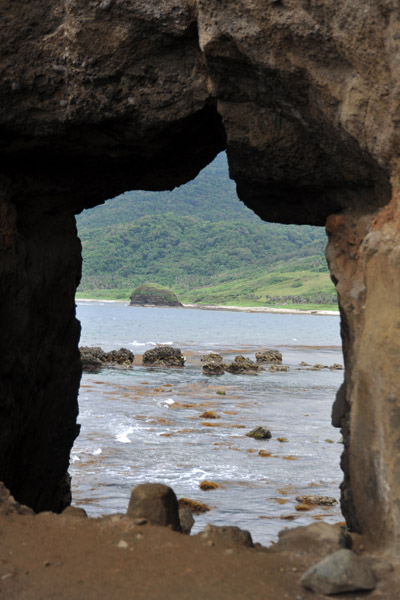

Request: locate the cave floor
(1, 511), (399, 599)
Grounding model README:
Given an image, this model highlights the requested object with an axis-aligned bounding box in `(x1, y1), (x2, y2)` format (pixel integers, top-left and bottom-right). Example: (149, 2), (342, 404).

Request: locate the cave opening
(70, 152), (344, 545)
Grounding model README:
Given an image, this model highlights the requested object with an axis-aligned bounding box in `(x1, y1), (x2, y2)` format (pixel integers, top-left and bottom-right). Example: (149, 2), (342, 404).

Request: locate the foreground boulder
(127, 483), (181, 532)
(225, 356), (263, 375)
(199, 524), (254, 548)
(255, 350), (283, 364)
(142, 346), (185, 367)
(300, 549), (376, 595)
(80, 346), (134, 372)
(129, 283), (182, 307)
(273, 523), (352, 558)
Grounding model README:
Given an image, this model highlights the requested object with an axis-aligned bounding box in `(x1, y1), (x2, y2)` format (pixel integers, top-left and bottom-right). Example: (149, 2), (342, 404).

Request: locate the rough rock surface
(80, 346), (135, 371)
(273, 523), (352, 558)
(202, 361), (226, 376)
(300, 549), (376, 595)
(142, 346), (185, 367)
(246, 427), (272, 440)
(127, 483), (181, 532)
(198, 524), (254, 548)
(255, 350), (282, 364)
(226, 355), (263, 375)
(0, 0), (400, 557)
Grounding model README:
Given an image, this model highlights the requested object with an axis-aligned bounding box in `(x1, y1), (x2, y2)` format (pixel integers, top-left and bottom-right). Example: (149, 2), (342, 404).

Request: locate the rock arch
(1, 0), (400, 551)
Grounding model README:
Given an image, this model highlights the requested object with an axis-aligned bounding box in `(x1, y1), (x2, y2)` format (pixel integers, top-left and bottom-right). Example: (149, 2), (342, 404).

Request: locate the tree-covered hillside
(76, 153), (337, 308)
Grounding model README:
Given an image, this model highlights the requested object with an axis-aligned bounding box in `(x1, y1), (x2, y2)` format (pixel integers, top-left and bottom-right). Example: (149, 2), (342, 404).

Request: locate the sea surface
(71, 302), (345, 546)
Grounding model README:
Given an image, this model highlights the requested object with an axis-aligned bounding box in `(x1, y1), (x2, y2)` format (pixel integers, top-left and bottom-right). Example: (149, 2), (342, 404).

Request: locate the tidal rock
(295, 495), (337, 506)
(199, 524), (254, 548)
(179, 506), (195, 535)
(80, 346), (134, 372)
(329, 363), (344, 370)
(142, 346), (185, 367)
(178, 497), (211, 514)
(127, 483), (181, 532)
(246, 427), (272, 440)
(255, 350), (282, 364)
(300, 549), (376, 595)
(201, 353), (224, 363)
(269, 365), (289, 372)
(274, 523), (352, 557)
(129, 283), (182, 307)
(226, 355), (262, 375)
(202, 361), (226, 376)
(199, 480), (219, 491)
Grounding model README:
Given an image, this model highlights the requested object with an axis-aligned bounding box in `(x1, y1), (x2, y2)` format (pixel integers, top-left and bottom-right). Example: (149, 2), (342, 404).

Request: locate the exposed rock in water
(295, 495), (337, 506)
(269, 365), (289, 373)
(300, 549), (376, 595)
(198, 524), (254, 548)
(142, 346), (185, 367)
(225, 356), (263, 375)
(127, 483), (181, 532)
(199, 480), (219, 491)
(178, 498), (211, 515)
(246, 427), (272, 440)
(202, 361), (226, 376)
(201, 353), (223, 363)
(129, 283), (182, 307)
(80, 346), (134, 372)
(255, 350), (282, 364)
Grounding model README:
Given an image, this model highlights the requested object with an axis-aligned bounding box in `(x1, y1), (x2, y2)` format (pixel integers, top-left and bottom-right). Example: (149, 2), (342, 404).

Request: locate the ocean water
(71, 302), (344, 546)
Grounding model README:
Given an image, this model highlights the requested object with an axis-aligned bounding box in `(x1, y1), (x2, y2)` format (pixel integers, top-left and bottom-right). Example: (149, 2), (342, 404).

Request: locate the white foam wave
(130, 341), (147, 346)
(116, 426), (134, 443)
(71, 454), (80, 462)
(92, 448), (102, 455)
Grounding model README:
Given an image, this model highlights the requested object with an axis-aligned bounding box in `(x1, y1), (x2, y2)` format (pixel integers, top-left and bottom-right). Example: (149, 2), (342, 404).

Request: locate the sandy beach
(76, 298), (339, 316)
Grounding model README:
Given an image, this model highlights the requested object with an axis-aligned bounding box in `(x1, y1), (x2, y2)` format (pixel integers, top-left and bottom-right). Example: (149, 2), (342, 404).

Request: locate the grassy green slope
(76, 153), (337, 308)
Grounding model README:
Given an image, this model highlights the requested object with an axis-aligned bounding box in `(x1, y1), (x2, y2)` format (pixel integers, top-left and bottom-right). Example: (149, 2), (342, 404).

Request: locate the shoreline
(76, 298), (339, 316)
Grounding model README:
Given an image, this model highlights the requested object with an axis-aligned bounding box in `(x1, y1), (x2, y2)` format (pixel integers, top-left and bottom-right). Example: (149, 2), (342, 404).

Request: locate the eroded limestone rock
(142, 346), (185, 367)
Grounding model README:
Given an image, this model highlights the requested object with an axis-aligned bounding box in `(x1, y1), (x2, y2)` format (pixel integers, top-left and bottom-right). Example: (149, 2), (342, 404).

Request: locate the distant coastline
(76, 298), (339, 316)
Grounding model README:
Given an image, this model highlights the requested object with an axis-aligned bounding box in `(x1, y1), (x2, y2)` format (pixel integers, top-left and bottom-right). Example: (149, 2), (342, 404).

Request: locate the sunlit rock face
(1, 0), (400, 549)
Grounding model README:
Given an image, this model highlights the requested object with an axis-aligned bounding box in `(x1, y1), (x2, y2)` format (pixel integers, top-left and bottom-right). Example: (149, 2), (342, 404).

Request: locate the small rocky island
(129, 283), (183, 307)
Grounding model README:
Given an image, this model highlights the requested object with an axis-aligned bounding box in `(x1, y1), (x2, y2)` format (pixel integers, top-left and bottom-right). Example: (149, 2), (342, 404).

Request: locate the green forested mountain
(76, 153), (337, 307)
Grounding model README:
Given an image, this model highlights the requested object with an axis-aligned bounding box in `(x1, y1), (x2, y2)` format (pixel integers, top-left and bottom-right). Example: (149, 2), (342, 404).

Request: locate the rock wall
(1, 0), (400, 550)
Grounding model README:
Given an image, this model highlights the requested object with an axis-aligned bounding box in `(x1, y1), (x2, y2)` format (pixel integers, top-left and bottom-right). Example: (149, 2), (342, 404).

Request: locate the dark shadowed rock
(179, 506), (195, 535)
(255, 350), (282, 364)
(300, 549), (376, 595)
(199, 524), (254, 548)
(246, 427), (272, 440)
(127, 483), (181, 532)
(226, 356), (262, 375)
(142, 345), (185, 367)
(0, 482), (33, 516)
